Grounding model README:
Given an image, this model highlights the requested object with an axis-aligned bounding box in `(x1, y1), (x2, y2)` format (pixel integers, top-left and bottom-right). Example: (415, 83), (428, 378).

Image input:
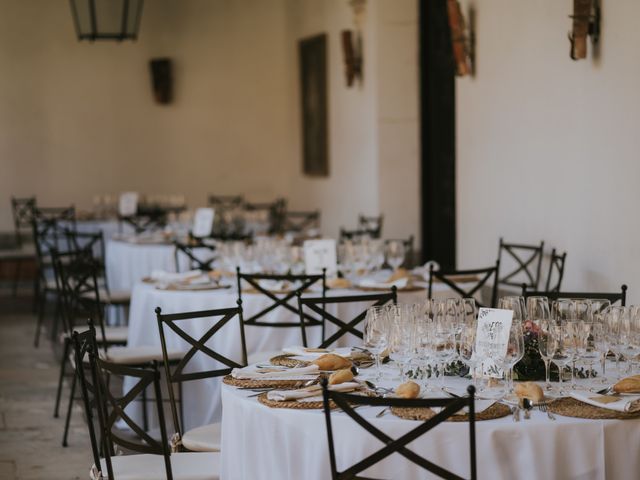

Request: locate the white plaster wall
(456, 0), (640, 301)
(0, 0), (293, 230)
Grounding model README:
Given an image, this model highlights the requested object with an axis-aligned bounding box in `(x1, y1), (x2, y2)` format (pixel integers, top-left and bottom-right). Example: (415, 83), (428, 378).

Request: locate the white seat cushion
(181, 423), (221, 452)
(92, 452), (219, 480)
(104, 346), (184, 365)
(81, 288), (131, 304)
(248, 350), (282, 365)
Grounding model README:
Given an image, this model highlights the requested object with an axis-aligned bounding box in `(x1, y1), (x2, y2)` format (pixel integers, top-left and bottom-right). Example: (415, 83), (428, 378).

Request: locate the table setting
(219, 297), (640, 480)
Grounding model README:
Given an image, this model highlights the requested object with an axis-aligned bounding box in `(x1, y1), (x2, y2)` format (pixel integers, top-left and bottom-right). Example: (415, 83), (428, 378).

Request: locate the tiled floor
(0, 296), (90, 480)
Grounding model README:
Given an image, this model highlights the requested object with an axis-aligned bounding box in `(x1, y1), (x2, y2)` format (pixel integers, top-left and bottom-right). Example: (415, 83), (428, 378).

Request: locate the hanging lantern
(69, 0), (144, 41)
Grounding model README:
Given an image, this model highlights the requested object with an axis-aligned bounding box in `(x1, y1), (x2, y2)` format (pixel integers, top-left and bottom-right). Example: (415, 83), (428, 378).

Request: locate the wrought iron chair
(428, 261), (500, 308)
(282, 210), (321, 234)
(173, 240), (217, 272)
(72, 325), (220, 480)
(522, 284), (627, 307)
(244, 198), (287, 234)
(207, 194), (244, 209)
(156, 305), (246, 452)
(339, 228), (381, 242)
(11, 196), (36, 247)
(358, 214), (383, 237)
(497, 238), (544, 291)
(321, 379), (477, 480)
(118, 213), (167, 235)
(32, 211), (76, 346)
(297, 289), (397, 349)
(236, 269), (326, 353)
(544, 248), (567, 292)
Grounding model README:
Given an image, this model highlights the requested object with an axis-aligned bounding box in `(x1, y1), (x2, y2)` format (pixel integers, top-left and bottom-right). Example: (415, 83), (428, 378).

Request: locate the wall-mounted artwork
(299, 34), (329, 177)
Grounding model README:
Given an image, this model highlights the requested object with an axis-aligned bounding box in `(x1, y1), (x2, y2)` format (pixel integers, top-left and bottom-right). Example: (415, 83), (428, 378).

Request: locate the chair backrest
(237, 269), (326, 346)
(118, 213), (166, 235)
(340, 228), (380, 242)
(173, 240), (217, 272)
(244, 198), (287, 234)
(32, 214), (75, 284)
(428, 261), (500, 308)
(11, 196), (36, 245)
(544, 248), (567, 292)
(156, 305), (247, 443)
(282, 210), (321, 234)
(208, 194), (244, 209)
(497, 238), (544, 290)
(298, 290), (397, 348)
(322, 380), (477, 480)
(65, 230), (106, 264)
(522, 284), (627, 307)
(357, 214), (383, 237)
(384, 236), (415, 269)
(73, 324), (174, 480)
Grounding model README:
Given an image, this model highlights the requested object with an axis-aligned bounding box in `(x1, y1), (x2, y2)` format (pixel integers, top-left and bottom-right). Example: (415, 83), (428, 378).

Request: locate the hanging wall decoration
(446, 0), (475, 77)
(568, 0), (600, 60)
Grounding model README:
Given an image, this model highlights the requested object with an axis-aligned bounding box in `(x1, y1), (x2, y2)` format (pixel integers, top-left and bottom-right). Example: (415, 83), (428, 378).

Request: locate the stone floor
(0, 296), (90, 480)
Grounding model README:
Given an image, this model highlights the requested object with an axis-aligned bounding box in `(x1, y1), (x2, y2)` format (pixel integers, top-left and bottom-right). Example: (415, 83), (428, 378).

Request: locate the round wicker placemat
(391, 402), (511, 422)
(269, 354), (312, 368)
(222, 375), (311, 389)
(257, 391), (333, 410)
(547, 397), (640, 420)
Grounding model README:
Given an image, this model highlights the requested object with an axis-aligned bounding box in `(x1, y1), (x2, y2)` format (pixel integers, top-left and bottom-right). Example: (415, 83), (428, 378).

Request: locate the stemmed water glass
(499, 296), (526, 322)
(432, 308), (456, 386)
(549, 323), (577, 394)
(385, 240), (406, 271)
(458, 323), (477, 386)
(363, 307), (389, 381)
(621, 306), (640, 376)
(503, 322), (524, 393)
(388, 305), (415, 381)
(537, 319), (554, 391)
(526, 296), (550, 324)
(575, 320), (601, 388)
(605, 306), (627, 379)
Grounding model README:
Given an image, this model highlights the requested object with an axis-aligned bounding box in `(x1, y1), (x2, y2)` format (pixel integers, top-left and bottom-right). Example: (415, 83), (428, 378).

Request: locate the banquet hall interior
(2, 0), (640, 479)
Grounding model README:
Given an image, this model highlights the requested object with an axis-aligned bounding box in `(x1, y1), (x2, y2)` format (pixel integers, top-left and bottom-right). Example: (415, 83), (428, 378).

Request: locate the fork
(538, 402), (556, 421)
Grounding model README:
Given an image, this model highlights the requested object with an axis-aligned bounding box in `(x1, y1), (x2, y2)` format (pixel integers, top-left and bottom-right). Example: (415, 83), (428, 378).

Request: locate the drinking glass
(363, 307), (389, 381)
(537, 319), (554, 391)
(575, 320), (601, 387)
(385, 240), (406, 271)
(458, 323), (477, 386)
(388, 305), (415, 381)
(549, 323), (577, 394)
(503, 322), (524, 393)
(499, 296), (526, 322)
(605, 306), (627, 379)
(432, 308), (456, 386)
(413, 307), (434, 389)
(461, 298), (477, 327)
(526, 296), (550, 323)
(621, 306), (640, 375)
(552, 299), (574, 323)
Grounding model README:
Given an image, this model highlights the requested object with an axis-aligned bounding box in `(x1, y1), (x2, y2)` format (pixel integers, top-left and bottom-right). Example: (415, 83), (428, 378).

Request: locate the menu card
(192, 208), (215, 238)
(303, 239), (337, 277)
(119, 192), (139, 216)
(475, 307), (513, 377)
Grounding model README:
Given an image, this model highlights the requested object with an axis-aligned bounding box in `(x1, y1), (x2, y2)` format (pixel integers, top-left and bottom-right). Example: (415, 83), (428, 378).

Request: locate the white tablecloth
(106, 240), (177, 292)
(220, 375), (640, 480)
(126, 283), (429, 429)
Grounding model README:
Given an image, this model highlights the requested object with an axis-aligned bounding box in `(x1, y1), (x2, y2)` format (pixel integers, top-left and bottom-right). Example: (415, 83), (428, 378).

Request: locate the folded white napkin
(231, 364), (320, 380)
(358, 277), (409, 290)
(267, 382), (360, 402)
(570, 391), (640, 413)
(150, 269), (203, 282)
(282, 346), (352, 359)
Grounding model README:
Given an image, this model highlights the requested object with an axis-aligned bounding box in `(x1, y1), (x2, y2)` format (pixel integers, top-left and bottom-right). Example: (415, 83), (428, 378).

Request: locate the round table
(220, 370), (640, 480)
(106, 240), (177, 292)
(126, 283), (430, 429)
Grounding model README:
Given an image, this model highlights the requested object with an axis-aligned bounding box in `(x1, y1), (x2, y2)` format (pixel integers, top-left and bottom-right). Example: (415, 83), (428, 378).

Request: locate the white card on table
(192, 208), (215, 238)
(119, 192), (139, 216)
(303, 239), (337, 277)
(475, 308), (514, 378)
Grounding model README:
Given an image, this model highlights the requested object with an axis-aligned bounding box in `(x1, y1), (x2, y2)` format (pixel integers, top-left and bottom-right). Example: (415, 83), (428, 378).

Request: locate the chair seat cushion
(80, 288), (131, 305)
(182, 423), (222, 452)
(92, 452), (220, 480)
(104, 346), (184, 365)
(248, 350), (283, 365)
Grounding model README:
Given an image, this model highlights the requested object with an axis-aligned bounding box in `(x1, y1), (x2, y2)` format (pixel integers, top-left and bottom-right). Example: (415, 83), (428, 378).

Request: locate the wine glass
(575, 320), (601, 388)
(461, 298), (477, 327)
(432, 308), (456, 386)
(385, 240), (406, 271)
(605, 306), (627, 379)
(459, 323), (477, 386)
(549, 323), (577, 394)
(413, 306), (434, 389)
(537, 319), (554, 391)
(526, 296), (550, 323)
(592, 317), (610, 384)
(552, 299), (574, 322)
(499, 296), (525, 322)
(388, 305), (415, 381)
(503, 322), (524, 393)
(363, 307), (389, 381)
(621, 306), (640, 376)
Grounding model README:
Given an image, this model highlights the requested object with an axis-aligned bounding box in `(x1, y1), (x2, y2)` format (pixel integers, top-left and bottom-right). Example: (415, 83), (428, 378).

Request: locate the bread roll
(396, 381), (420, 399)
(387, 268), (410, 283)
(613, 375), (640, 394)
(328, 369), (354, 385)
(312, 353), (352, 371)
(326, 277), (352, 289)
(514, 382), (544, 402)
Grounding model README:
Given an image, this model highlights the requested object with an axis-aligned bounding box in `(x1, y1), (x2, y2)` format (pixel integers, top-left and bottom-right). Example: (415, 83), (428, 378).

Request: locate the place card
(303, 239), (337, 277)
(192, 207), (215, 238)
(119, 192), (139, 216)
(475, 308), (513, 378)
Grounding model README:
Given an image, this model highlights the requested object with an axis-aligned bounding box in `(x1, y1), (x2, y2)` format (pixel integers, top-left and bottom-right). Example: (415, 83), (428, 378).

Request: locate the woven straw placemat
(222, 375), (312, 389)
(257, 391), (334, 410)
(391, 402), (511, 422)
(269, 354), (312, 368)
(547, 397), (640, 420)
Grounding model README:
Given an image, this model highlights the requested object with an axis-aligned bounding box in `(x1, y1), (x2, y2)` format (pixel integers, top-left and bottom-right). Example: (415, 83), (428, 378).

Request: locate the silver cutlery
(538, 402), (556, 421)
(511, 405), (521, 422)
(522, 398), (533, 420)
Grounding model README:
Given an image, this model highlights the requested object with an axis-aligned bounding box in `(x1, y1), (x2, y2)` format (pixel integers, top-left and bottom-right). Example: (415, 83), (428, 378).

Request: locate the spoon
(522, 398), (533, 420)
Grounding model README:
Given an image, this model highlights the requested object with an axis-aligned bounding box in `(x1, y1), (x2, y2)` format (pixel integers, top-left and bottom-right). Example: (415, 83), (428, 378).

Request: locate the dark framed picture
(299, 34), (329, 177)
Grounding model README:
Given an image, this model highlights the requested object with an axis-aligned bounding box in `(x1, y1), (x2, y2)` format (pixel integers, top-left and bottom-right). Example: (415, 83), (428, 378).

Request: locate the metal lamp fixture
(70, 0), (144, 41)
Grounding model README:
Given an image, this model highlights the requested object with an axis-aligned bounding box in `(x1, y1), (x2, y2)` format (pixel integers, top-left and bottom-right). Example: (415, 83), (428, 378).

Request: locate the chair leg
(34, 291), (47, 348)
(54, 338), (70, 418)
(178, 382), (184, 429)
(142, 386), (149, 432)
(12, 259), (22, 297)
(62, 372), (77, 447)
(50, 296), (61, 342)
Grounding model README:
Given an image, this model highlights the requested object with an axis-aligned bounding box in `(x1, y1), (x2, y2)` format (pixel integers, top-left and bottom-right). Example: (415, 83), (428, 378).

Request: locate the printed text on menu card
(475, 308), (514, 378)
